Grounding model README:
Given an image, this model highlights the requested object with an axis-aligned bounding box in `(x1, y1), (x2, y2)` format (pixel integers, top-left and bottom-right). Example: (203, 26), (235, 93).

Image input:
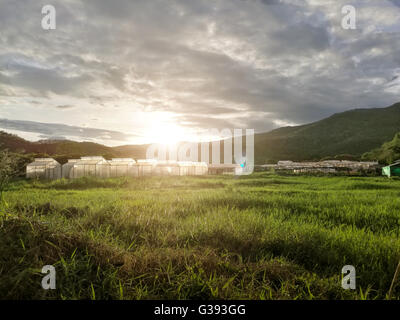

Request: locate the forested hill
(1, 101), (400, 164)
(254, 102), (400, 163)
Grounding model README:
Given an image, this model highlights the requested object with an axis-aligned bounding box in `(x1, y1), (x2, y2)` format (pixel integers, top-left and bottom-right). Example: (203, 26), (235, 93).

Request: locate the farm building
(177, 161), (208, 176)
(177, 161), (194, 176)
(151, 161), (208, 176)
(208, 164), (241, 175)
(382, 161), (400, 177)
(193, 162), (209, 175)
(26, 156), (212, 180)
(272, 160), (379, 174)
(294, 168), (336, 174)
(26, 158), (62, 180)
(153, 160), (180, 176)
(61, 159), (79, 179)
(69, 156), (110, 179)
(136, 159), (157, 176)
(109, 158), (138, 177)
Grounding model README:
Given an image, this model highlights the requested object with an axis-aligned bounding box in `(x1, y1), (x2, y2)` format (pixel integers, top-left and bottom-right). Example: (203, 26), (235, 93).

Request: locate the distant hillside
(362, 132), (400, 165)
(0, 131), (113, 155)
(112, 144), (150, 159)
(1, 101), (400, 164)
(0, 131), (148, 163)
(0, 131), (32, 153)
(254, 102), (400, 163)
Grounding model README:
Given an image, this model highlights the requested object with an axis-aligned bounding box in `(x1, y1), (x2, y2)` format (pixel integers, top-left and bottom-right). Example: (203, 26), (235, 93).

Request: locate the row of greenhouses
(26, 157), (211, 180)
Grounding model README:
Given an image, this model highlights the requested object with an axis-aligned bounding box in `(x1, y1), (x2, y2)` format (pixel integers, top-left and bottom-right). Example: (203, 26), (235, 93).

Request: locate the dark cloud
(259, 0), (281, 5)
(0, 119), (137, 142)
(55, 105), (74, 109)
(0, 0), (399, 144)
(270, 22), (331, 54)
(389, 0), (400, 7)
(0, 59), (93, 96)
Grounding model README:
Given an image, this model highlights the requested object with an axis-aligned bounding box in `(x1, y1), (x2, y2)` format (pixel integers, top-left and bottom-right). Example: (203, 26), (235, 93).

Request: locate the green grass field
(1, 172), (400, 300)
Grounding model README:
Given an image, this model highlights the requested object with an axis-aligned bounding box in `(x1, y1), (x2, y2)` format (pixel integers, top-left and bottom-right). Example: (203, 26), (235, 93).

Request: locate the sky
(0, 0), (400, 146)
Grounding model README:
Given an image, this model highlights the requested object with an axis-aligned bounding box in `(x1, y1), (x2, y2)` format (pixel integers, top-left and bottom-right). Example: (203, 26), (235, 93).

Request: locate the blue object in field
(382, 161), (400, 177)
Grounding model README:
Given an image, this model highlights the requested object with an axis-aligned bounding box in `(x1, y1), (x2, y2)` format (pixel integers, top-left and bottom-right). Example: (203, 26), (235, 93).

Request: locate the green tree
(0, 150), (18, 205)
(362, 132), (400, 164)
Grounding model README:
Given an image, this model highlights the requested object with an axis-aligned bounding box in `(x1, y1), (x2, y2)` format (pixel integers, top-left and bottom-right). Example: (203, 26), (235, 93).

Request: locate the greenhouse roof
(110, 158), (136, 165)
(28, 158), (60, 166)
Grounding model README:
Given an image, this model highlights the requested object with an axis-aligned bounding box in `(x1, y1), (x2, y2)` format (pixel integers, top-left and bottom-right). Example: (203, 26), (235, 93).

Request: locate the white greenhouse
(61, 159), (79, 179)
(177, 161), (194, 176)
(70, 156), (110, 179)
(177, 161), (208, 176)
(109, 158), (138, 177)
(26, 158), (62, 180)
(136, 159), (156, 176)
(153, 160), (181, 176)
(26, 156), (211, 180)
(194, 162), (209, 175)
(152, 161), (208, 176)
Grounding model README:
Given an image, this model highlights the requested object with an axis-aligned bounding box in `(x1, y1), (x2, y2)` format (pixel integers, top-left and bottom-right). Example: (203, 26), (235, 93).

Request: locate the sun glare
(132, 111), (223, 145)
(148, 122), (186, 145)
(136, 111), (189, 145)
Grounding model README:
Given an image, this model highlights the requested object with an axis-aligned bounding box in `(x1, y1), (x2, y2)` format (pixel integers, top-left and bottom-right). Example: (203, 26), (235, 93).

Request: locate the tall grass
(1, 173), (399, 299)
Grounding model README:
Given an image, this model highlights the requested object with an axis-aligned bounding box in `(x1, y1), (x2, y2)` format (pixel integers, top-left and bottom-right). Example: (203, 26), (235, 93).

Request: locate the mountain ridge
(1, 101), (400, 164)
(254, 102), (400, 162)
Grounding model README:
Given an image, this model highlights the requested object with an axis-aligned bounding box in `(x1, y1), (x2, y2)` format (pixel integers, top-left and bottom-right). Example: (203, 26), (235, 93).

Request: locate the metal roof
(156, 161), (180, 167)
(28, 158), (60, 166)
(74, 159), (109, 165)
(80, 156), (105, 161)
(111, 158), (136, 162)
(28, 161), (59, 167)
(109, 158), (136, 165)
(34, 158), (57, 162)
(137, 159), (157, 164)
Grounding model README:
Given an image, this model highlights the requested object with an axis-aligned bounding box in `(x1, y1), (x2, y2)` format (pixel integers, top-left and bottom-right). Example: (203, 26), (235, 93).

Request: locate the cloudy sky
(0, 0), (400, 146)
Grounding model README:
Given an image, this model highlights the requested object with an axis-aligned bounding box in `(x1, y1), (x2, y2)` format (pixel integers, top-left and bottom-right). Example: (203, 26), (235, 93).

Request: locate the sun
(131, 111), (204, 145)
(138, 111), (187, 145)
(148, 122), (186, 145)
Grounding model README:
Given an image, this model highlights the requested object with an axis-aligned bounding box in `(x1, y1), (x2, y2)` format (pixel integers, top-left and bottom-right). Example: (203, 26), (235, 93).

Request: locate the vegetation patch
(1, 173), (400, 299)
